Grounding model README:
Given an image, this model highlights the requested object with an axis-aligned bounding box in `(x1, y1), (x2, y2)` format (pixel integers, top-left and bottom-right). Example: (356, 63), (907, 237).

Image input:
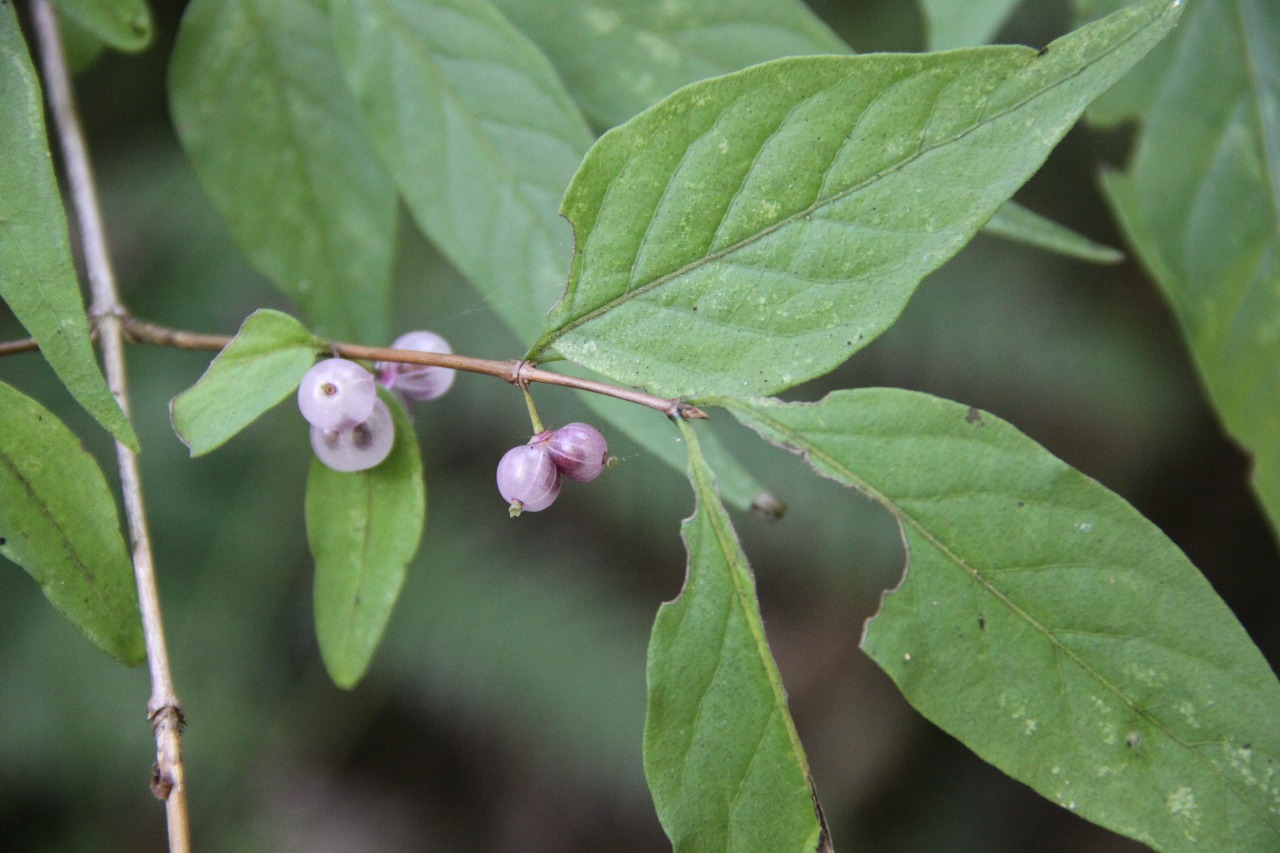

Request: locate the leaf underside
(0, 381), (143, 665)
(329, 0), (594, 342)
(489, 0), (847, 129)
(644, 419), (823, 852)
(532, 0), (1182, 398)
(722, 389), (1280, 853)
(306, 391), (425, 689)
(169, 0), (396, 342)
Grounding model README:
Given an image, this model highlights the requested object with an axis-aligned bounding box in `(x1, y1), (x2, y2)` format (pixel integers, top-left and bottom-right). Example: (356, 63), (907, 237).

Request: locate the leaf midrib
(720, 398), (1280, 836)
(679, 423), (814, 807)
(0, 440), (126, 638)
(532, 15), (1160, 357)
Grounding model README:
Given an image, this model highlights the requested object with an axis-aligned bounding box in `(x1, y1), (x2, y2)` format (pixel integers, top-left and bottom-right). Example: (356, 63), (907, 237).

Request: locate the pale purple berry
(310, 398), (395, 472)
(496, 443), (560, 514)
(543, 422), (608, 482)
(377, 331), (455, 401)
(298, 358), (376, 431)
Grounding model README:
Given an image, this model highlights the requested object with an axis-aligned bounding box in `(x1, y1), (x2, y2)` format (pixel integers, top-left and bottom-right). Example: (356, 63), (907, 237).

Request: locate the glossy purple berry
(544, 422), (608, 482)
(496, 443), (560, 514)
(377, 331), (455, 401)
(310, 398), (395, 472)
(298, 358), (376, 431)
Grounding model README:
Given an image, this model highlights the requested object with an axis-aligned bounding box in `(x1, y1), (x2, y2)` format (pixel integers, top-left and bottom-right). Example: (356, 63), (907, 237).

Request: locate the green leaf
(56, 10), (106, 72)
(489, 0), (847, 129)
(721, 389), (1280, 852)
(645, 418), (825, 852)
(922, 0), (1023, 50)
(169, 0), (396, 342)
(170, 310), (323, 456)
(306, 391), (424, 689)
(56, 0), (153, 53)
(531, 0), (1182, 398)
(328, 0), (594, 342)
(0, 381), (143, 666)
(986, 199), (1124, 264)
(0, 7), (137, 451)
(1081, 1), (1280, 541)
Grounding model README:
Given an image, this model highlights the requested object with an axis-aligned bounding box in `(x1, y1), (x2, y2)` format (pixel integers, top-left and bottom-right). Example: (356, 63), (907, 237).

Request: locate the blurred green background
(2, 1), (1278, 851)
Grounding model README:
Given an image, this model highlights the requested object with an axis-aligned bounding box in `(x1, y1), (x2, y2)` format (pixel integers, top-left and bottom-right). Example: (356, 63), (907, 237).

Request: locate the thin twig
(0, 336), (40, 357)
(30, 5), (190, 852)
(121, 316), (709, 420)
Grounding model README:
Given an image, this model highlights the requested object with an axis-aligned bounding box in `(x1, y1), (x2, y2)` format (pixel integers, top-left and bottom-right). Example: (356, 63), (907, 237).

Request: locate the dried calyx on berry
(497, 423), (610, 514)
(298, 357), (376, 431)
(496, 443), (561, 516)
(311, 397), (395, 472)
(539, 422), (608, 482)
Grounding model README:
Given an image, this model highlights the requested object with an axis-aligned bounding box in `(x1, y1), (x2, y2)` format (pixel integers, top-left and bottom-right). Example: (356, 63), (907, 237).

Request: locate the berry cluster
(297, 332), (456, 472)
(497, 423), (609, 515)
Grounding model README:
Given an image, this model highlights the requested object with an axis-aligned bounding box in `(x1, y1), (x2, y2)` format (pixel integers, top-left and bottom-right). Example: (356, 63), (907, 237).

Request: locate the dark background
(2, 1), (1276, 850)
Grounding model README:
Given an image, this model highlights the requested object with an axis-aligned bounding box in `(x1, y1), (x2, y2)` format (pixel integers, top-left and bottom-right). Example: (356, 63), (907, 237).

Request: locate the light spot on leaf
(1166, 786), (1199, 825)
(583, 6), (621, 35)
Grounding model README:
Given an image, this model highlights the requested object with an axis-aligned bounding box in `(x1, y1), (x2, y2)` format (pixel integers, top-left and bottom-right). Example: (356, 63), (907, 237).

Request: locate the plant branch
(30, 4), (190, 852)
(120, 316), (709, 421)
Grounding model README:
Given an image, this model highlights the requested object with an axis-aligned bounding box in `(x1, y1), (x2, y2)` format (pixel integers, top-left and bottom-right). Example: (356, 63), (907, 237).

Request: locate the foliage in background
(3, 0), (1280, 851)
(1078, 0), (1280, 545)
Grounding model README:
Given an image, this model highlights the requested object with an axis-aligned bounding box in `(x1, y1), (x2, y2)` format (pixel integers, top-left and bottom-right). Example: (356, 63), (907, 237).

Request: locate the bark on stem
(30, 5), (190, 851)
(121, 317), (709, 421)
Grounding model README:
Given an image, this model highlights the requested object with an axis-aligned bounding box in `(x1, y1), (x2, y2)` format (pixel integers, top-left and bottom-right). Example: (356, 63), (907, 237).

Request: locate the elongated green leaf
(986, 199), (1124, 264)
(489, 0), (847, 129)
(721, 389), (1280, 852)
(645, 418), (824, 852)
(56, 0), (153, 53)
(170, 310), (323, 456)
(0, 7), (136, 450)
(169, 0), (396, 342)
(0, 381), (143, 665)
(306, 392), (424, 689)
(329, 0), (593, 341)
(922, 0), (1023, 50)
(531, 0), (1182, 398)
(1079, 0), (1280, 541)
